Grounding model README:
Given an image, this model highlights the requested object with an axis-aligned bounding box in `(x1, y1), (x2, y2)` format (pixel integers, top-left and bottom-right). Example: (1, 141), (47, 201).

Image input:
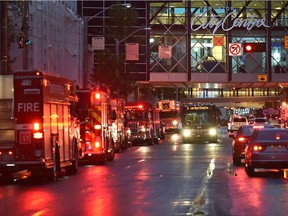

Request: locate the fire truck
(0, 70), (80, 181)
(76, 85), (116, 164)
(124, 101), (163, 145)
(157, 100), (181, 135)
(110, 98), (130, 151)
(0, 75), (15, 179)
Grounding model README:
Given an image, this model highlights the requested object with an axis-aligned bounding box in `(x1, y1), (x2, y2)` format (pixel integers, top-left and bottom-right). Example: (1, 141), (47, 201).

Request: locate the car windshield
(240, 127), (253, 136)
(256, 130), (288, 141)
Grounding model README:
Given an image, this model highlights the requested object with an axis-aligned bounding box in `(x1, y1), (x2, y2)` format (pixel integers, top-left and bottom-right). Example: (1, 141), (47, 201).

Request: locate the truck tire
(106, 138), (115, 161)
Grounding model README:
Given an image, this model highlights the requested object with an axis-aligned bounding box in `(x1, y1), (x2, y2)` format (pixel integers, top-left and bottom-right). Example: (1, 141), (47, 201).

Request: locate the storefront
(148, 0), (288, 102)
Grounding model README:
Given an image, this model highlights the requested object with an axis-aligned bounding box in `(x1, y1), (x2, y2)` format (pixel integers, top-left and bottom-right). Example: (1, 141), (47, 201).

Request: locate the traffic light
(243, 42), (266, 53)
(18, 36), (31, 48)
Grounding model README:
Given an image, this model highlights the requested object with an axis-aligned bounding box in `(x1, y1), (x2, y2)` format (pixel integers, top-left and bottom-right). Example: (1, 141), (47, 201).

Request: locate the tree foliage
(91, 5), (139, 98)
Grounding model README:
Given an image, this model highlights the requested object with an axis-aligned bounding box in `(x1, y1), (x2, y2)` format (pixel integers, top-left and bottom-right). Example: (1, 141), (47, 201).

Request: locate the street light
(83, 3), (131, 88)
(115, 27), (151, 77)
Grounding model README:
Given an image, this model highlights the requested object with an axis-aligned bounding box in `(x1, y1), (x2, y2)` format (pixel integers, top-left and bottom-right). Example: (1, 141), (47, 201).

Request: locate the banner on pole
(126, 43), (139, 61)
(159, 45), (172, 59)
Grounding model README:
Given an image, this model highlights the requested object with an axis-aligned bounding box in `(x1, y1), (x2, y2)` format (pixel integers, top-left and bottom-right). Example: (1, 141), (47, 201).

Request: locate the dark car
(244, 128), (288, 176)
(231, 125), (275, 166)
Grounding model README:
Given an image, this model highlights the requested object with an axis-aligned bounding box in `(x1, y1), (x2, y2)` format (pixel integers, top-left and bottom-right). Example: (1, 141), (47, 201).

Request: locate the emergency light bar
(95, 92), (101, 100)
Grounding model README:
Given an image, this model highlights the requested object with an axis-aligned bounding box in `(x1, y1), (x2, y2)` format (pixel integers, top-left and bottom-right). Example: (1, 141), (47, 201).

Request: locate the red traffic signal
(243, 42), (266, 53)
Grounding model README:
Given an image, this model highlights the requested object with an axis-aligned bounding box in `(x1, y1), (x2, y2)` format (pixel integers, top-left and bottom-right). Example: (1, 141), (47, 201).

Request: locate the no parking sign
(229, 43), (242, 56)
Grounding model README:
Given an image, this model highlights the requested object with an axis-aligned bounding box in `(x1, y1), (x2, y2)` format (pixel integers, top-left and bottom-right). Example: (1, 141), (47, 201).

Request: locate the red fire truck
(0, 70), (80, 181)
(76, 85), (116, 164)
(124, 101), (163, 145)
(110, 98), (130, 151)
(157, 100), (181, 135)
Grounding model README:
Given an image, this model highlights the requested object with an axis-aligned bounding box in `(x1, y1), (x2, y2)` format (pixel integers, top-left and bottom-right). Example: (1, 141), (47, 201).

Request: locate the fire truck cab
(0, 70), (80, 181)
(124, 101), (163, 145)
(76, 85), (115, 164)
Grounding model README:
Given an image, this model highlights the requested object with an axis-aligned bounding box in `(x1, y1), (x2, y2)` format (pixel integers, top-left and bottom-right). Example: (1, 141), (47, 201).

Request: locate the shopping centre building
(78, 0), (288, 108)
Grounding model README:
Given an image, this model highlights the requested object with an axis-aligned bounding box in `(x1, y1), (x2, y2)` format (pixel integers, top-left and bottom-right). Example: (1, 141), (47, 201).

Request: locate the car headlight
(209, 128), (217, 136)
(183, 129), (191, 137)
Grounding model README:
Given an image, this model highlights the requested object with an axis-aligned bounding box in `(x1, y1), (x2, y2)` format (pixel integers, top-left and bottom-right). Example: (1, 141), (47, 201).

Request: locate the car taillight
(237, 137), (246, 142)
(252, 145), (263, 151)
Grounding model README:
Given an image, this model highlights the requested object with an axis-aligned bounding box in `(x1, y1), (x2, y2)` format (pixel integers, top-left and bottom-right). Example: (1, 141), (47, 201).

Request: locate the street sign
(229, 43), (242, 56)
(258, 74), (267, 82)
(92, 36), (105, 50)
(285, 36), (288, 49)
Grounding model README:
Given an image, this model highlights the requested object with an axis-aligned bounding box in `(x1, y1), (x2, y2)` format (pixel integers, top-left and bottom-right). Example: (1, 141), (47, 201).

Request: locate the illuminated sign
(191, 10), (270, 35)
(186, 106), (210, 110)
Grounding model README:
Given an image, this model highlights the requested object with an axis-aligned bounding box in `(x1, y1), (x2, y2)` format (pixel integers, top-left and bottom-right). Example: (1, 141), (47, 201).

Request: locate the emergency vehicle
(0, 75), (14, 179)
(0, 70), (80, 181)
(124, 101), (163, 145)
(157, 100), (181, 135)
(76, 85), (116, 164)
(110, 98), (130, 151)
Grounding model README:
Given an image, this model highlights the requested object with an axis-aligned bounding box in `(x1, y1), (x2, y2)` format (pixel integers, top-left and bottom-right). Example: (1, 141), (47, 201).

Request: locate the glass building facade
(79, 0), (288, 103)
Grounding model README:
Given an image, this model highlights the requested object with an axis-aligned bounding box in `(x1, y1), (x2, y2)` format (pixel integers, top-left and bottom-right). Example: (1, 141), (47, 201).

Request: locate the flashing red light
(244, 42), (266, 53)
(245, 45), (252, 52)
(138, 105), (143, 109)
(95, 141), (101, 148)
(95, 92), (101, 100)
(34, 122), (40, 130)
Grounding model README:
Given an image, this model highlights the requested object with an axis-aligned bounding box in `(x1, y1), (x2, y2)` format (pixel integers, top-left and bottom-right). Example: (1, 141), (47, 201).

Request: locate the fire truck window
(111, 110), (117, 120)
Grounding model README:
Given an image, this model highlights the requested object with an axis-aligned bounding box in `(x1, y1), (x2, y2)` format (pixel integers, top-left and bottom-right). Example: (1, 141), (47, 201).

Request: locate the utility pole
(1, 1), (8, 75)
(22, 0), (29, 70)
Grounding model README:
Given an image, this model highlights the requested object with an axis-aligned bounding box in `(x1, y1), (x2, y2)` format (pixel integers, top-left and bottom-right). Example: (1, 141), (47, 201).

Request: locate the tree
(90, 5), (139, 98)
(1, 1), (24, 74)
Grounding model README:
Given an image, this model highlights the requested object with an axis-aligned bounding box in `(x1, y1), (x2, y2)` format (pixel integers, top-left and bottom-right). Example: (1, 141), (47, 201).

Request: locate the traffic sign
(258, 75), (267, 82)
(285, 36), (288, 49)
(92, 36), (105, 50)
(229, 43), (242, 56)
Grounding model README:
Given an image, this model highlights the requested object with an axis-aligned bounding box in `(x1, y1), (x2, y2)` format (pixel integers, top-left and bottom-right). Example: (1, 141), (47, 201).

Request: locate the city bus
(180, 103), (220, 143)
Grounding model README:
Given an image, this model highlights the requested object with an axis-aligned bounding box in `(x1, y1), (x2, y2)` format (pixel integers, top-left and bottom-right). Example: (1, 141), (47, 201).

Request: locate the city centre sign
(191, 10), (270, 35)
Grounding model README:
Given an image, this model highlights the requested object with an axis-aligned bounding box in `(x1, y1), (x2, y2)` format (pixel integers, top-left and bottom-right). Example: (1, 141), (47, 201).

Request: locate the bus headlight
(209, 128), (217, 136)
(182, 129), (191, 137)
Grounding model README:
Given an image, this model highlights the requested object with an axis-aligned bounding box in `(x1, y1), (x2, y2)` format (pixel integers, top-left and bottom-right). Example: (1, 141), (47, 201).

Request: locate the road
(1, 128), (288, 216)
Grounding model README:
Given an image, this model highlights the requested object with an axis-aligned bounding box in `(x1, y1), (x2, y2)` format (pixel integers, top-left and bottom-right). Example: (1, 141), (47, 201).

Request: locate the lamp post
(83, 3), (131, 88)
(115, 27), (151, 77)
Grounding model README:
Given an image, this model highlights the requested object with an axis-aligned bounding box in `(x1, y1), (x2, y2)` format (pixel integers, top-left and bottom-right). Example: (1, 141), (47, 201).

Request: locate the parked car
(231, 125), (275, 166)
(227, 115), (248, 133)
(244, 127), (288, 176)
(249, 117), (270, 125)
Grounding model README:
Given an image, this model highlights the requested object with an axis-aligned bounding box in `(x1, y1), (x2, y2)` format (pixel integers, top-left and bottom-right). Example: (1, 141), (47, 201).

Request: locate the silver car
(244, 128), (288, 176)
